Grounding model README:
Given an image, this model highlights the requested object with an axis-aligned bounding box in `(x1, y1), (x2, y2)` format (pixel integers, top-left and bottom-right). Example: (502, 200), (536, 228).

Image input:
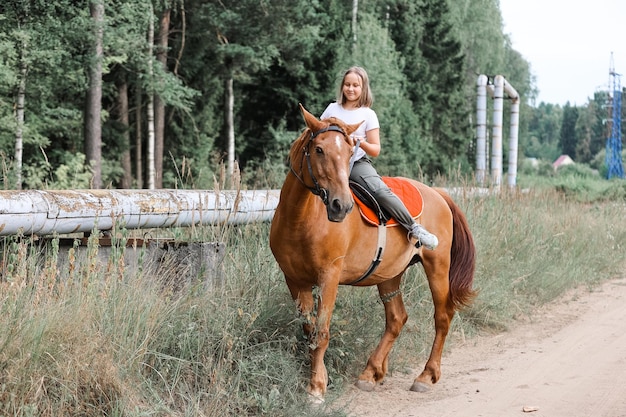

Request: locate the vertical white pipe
(476, 75), (488, 185)
(491, 75), (504, 187)
(504, 80), (520, 188)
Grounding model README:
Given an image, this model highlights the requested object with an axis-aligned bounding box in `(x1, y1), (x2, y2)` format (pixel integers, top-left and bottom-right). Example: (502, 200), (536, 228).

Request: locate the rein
(290, 125), (347, 206)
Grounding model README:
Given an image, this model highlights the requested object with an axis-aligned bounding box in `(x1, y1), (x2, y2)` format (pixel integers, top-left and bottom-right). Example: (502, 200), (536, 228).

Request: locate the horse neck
(280, 172), (328, 222)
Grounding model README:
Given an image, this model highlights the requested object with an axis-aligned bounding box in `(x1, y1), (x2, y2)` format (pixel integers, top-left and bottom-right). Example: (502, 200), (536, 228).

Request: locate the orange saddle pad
(352, 177), (423, 226)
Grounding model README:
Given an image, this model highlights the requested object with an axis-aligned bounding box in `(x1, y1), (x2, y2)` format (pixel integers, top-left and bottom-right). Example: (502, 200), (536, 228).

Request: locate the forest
(3, 2), (626, 416)
(0, 0), (621, 191)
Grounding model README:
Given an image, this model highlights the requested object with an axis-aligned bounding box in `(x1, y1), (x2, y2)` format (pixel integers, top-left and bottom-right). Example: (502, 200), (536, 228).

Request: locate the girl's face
(342, 72), (362, 106)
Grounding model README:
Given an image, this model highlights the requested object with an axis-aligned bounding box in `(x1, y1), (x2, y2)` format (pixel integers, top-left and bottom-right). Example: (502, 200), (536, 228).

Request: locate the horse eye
(315, 146), (323, 154)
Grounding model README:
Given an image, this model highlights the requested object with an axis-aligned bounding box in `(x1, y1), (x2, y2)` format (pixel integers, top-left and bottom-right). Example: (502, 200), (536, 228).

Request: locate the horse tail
(436, 189), (477, 309)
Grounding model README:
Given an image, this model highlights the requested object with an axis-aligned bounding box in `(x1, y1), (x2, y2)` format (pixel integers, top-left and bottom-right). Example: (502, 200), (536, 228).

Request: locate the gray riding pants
(350, 158), (415, 231)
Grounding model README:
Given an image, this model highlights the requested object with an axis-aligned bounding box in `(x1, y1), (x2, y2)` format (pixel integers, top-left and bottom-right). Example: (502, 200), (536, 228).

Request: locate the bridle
(290, 125), (348, 206)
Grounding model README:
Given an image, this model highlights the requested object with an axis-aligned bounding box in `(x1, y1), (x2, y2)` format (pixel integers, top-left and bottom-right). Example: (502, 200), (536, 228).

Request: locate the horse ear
(299, 103), (325, 132)
(344, 121), (364, 137)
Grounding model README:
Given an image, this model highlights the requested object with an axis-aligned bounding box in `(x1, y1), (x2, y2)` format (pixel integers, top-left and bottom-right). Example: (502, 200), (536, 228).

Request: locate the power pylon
(606, 54), (624, 179)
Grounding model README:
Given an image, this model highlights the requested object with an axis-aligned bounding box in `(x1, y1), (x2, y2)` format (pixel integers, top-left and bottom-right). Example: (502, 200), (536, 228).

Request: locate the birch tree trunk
(154, 8), (170, 189)
(147, 5), (156, 190)
(14, 45), (27, 190)
(116, 75), (132, 188)
(352, 0), (358, 51)
(135, 80), (143, 189)
(225, 76), (235, 187)
(84, 0), (104, 188)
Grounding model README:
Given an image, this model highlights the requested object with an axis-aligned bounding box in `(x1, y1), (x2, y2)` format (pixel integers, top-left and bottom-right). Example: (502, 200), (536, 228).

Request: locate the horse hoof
(355, 380), (376, 392)
(307, 392), (325, 405)
(410, 381), (431, 392)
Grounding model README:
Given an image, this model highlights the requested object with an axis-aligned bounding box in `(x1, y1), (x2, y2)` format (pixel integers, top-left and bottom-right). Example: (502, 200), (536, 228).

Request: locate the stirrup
(407, 230), (422, 248)
(408, 225), (438, 250)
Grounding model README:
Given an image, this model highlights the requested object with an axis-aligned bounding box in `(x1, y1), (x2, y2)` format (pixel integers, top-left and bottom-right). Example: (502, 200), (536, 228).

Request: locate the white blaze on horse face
(331, 134), (351, 179)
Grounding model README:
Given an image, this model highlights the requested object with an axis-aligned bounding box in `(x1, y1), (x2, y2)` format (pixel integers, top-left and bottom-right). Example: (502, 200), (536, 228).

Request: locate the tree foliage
(0, 0), (616, 190)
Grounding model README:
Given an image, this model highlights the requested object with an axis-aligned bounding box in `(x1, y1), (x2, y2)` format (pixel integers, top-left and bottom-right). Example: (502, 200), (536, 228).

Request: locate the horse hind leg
(356, 276), (408, 392)
(410, 262), (455, 392)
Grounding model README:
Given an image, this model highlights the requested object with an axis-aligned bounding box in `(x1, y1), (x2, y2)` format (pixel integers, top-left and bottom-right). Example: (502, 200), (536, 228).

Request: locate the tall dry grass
(0, 185), (625, 416)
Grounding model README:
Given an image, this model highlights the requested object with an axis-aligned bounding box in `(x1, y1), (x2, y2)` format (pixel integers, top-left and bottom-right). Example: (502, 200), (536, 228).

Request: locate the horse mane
(288, 128), (313, 169)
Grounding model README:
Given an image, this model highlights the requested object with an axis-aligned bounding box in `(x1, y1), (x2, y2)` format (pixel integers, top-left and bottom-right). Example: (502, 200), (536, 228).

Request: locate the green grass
(1, 179), (625, 416)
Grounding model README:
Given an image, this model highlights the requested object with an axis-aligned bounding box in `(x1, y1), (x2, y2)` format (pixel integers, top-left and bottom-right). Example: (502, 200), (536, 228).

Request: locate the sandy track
(340, 277), (626, 417)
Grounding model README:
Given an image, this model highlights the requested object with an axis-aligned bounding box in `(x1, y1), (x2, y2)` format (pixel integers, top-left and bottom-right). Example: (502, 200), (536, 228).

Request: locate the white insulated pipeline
(475, 74), (489, 185)
(476, 74), (520, 188)
(0, 189), (281, 236)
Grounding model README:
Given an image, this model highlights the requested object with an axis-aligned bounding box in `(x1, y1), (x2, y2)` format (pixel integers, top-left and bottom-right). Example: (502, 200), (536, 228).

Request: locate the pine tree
(381, 0), (473, 175)
(560, 103), (579, 160)
(84, 0), (105, 188)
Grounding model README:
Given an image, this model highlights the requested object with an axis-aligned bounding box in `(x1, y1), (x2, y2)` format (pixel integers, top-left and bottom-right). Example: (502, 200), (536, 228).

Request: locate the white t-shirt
(320, 102), (380, 161)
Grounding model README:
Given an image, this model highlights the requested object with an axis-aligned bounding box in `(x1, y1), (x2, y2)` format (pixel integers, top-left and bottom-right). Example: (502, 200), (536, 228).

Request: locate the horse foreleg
(285, 278), (316, 339)
(286, 276), (339, 401)
(356, 276), (408, 392)
(307, 279), (339, 401)
(411, 272), (455, 392)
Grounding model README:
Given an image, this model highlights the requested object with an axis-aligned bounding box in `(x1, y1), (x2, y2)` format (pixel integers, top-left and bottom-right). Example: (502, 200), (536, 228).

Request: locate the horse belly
(340, 227), (417, 284)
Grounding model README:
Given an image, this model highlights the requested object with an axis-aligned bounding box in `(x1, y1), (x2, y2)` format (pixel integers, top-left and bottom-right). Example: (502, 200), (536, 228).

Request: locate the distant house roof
(553, 155), (574, 170)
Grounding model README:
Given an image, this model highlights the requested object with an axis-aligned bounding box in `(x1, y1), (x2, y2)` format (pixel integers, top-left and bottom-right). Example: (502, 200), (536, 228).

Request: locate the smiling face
(342, 72), (363, 108)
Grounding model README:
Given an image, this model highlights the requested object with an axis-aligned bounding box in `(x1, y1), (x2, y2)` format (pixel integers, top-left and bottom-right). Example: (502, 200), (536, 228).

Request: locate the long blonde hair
(336, 66), (374, 108)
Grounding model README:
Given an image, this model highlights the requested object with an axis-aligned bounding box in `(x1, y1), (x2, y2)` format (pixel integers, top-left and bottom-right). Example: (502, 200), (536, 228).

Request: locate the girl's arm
(357, 128), (381, 157)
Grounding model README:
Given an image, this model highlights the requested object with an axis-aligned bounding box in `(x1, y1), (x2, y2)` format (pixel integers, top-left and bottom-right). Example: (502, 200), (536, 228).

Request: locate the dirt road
(340, 277), (626, 417)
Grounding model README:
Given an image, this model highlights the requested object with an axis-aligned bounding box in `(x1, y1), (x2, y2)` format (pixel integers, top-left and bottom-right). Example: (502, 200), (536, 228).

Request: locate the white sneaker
(409, 224), (438, 250)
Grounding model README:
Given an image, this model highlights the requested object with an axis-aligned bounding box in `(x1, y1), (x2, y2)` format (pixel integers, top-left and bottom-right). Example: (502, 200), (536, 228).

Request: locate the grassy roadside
(0, 182), (625, 416)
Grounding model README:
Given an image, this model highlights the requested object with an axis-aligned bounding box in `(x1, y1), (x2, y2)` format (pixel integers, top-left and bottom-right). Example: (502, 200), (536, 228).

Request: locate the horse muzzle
(326, 196), (354, 222)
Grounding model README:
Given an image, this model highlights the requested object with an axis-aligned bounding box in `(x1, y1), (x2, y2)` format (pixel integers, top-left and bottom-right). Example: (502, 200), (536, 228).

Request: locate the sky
(499, 0), (626, 106)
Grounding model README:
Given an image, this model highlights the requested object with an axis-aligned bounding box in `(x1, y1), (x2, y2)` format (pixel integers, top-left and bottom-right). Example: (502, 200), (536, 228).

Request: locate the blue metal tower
(606, 56), (624, 179)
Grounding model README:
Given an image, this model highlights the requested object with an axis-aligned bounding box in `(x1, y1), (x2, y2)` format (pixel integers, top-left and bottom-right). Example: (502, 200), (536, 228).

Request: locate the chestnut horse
(269, 105), (476, 401)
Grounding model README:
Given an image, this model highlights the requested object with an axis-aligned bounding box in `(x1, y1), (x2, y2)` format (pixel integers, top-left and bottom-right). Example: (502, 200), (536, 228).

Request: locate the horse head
(290, 104), (362, 222)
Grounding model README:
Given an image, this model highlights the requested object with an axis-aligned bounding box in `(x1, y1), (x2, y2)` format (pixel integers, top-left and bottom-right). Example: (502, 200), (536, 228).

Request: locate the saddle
(350, 177), (424, 226)
(346, 177), (424, 285)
